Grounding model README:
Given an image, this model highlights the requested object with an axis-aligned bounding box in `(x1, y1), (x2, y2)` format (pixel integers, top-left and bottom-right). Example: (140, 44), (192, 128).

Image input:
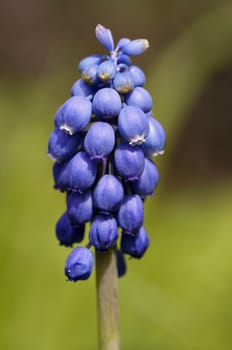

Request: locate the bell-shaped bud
(97, 59), (116, 81)
(54, 99), (71, 128)
(93, 175), (124, 213)
(117, 195), (144, 233)
(116, 38), (130, 50)
(130, 158), (159, 197)
(89, 214), (118, 251)
(92, 88), (121, 119)
(121, 226), (150, 258)
(81, 63), (99, 85)
(84, 122), (115, 160)
(65, 247), (94, 282)
(48, 128), (82, 162)
(114, 143), (145, 181)
(71, 79), (95, 98)
(125, 87), (152, 113)
(113, 71), (134, 94)
(117, 250), (127, 277)
(56, 96), (92, 135)
(142, 117), (166, 157)
(95, 24), (114, 52)
(118, 106), (149, 146)
(56, 212), (85, 247)
(53, 160), (69, 192)
(67, 190), (93, 225)
(117, 54), (131, 65)
(78, 54), (103, 73)
(121, 39), (149, 56)
(66, 151), (97, 192)
(128, 65), (146, 87)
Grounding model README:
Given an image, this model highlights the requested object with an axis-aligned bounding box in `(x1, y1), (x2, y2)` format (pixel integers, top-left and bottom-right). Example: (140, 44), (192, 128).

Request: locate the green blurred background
(1, 1), (232, 349)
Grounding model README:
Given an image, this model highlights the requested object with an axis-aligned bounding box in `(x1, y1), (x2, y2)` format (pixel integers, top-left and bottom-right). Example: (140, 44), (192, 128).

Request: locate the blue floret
(65, 247), (94, 281)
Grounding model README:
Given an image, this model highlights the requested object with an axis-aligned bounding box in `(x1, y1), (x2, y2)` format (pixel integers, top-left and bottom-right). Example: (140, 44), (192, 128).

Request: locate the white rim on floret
(60, 124), (75, 135)
(129, 135), (146, 146)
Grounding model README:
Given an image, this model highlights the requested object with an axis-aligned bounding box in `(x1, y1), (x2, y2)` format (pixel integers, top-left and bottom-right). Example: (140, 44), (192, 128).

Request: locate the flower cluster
(48, 24), (165, 282)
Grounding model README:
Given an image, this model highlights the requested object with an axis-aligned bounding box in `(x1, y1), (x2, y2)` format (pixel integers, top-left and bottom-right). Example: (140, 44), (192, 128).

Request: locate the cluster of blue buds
(48, 24), (165, 282)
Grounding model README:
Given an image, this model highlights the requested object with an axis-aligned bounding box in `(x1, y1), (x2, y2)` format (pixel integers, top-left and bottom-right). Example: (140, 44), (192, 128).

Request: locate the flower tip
(143, 39), (149, 50)
(95, 23), (104, 32)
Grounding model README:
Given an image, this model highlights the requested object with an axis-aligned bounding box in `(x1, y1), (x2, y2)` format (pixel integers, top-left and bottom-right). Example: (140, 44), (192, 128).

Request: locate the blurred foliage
(0, 1), (232, 349)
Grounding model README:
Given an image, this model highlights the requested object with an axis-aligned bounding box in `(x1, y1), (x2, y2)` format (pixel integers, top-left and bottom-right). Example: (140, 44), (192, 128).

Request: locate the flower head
(48, 24), (165, 281)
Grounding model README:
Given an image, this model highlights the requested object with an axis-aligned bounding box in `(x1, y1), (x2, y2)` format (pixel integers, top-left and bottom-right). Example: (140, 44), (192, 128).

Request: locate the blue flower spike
(48, 24), (165, 281)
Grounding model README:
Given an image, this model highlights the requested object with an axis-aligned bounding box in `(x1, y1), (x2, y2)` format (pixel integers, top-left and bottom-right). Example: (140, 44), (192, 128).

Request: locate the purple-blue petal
(48, 128), (82, 162)
(130, 158), (159, 197)
(95, 24), (114, 52)
(89, 214), (118, 251)
(71, 79), (96, 98)
(67, 190), (93, 224)
(66, 151), (97, 192)
(117, 250), (127, 277)
(56, 212), (85, 246)
(113, 71), (134, 94)
(121, 39), (149, 56)
(125, 87), (152, 113)
(92, 88), (121, 119)
(65, 247), (94, 281)
(142, 117), (166, 156)
(93, 175), (124, 213)
(97, 59), (116, 81)
(117, 195), (144, 233)
(57, 96), (92, 135)
(78, 54), (103, 73)
(128, 65), (146, 87)
(118, 106), (149, 145)
(52, 160), (69, 192)
(114, 143), (145, 181)
(84, 122), (115, 160)
(121, 226), (150, 258)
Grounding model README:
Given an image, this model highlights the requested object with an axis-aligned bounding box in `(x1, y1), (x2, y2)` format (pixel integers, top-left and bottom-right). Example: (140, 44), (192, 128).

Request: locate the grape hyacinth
(48, 24), (166, 283)
(48, 24), (166, 350)
(48, 24), (165, 281)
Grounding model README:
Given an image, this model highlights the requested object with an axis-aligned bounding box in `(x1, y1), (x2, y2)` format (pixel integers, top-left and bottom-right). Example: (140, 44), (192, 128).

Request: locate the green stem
(95, 246), (120, 350)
